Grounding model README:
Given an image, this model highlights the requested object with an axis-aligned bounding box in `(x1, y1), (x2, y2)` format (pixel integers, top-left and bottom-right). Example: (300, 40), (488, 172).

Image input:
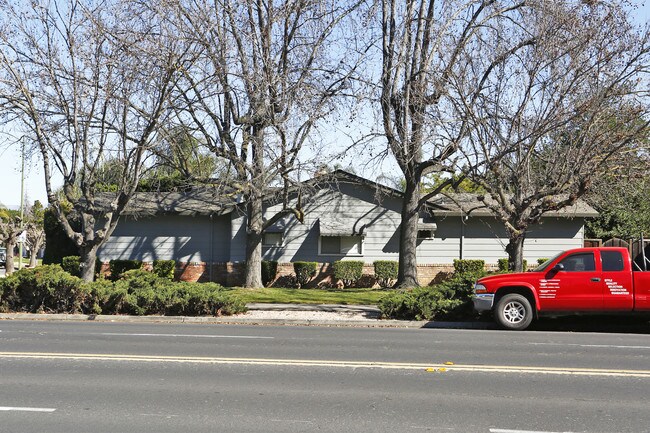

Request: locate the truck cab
(474, 247), (650, 330)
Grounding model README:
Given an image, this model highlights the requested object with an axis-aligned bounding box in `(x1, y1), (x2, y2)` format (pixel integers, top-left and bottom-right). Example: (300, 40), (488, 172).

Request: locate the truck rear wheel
(495, 294), (533, 330)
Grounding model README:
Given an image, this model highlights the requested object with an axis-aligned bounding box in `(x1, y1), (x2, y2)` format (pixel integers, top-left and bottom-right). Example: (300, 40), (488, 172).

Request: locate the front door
(543, 252), (602, 311)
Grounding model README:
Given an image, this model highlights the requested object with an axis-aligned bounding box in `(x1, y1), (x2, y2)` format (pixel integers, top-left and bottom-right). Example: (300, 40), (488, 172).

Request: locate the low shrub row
(497, 258), (528, 273)
(378, 259), (487, 320)
(287, 260), (399, 288)
(62, 257), (176, 281)
(0, 265), (245, 317)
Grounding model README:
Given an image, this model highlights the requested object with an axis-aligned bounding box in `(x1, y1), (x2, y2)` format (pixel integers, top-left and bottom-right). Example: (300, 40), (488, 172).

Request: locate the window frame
(318, 235), (364, 256)
(262, 232), (283, 248)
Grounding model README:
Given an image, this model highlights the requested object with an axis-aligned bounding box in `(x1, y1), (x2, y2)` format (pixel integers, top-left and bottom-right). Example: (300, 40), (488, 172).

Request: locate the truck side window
(559, 253), (596, 272)
(601, 250), (624, 272)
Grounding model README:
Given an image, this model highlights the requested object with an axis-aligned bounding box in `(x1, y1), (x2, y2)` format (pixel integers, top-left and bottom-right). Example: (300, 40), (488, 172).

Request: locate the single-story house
(97, 170), (597, 285)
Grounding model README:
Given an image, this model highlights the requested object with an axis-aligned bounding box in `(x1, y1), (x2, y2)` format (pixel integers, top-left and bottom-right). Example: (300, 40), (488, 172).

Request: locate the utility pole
(18, 137), (25, 270)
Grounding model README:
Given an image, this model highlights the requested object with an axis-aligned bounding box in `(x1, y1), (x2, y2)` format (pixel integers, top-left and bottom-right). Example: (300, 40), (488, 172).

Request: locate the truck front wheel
(495, 294), (533, 330)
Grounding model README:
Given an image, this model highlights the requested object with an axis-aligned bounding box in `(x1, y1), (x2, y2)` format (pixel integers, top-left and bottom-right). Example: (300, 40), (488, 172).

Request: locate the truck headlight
(474, 283), (487, 294)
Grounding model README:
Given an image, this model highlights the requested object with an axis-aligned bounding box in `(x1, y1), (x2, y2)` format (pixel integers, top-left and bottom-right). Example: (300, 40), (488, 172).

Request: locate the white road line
(490, 430), (576, 433)
(530, 342), (650, 350)
(99, 333), (273, 339)
(0, 406), (56, 413)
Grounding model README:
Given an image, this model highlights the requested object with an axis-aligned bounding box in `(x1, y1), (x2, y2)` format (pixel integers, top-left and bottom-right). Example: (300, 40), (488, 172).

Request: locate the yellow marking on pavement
(1, 352), (650, 378)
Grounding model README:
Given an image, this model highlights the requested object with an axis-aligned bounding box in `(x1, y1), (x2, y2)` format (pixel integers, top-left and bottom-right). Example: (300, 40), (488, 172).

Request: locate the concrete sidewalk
(0, 303), (491, 329)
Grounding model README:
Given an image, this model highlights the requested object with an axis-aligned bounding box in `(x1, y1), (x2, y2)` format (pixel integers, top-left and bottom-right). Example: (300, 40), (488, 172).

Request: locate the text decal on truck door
(605, 279), (629, 296)
(539, 279), (559, 299)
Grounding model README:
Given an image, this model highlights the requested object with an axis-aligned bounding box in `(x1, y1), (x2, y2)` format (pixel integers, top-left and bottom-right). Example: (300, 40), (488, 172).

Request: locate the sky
(0, 1), (648, 209)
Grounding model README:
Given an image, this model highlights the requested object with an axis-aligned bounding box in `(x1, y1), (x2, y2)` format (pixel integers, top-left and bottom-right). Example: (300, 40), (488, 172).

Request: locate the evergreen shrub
(153, 260), (176, 280)
(293, 262), (318, 287)
(261, 261), (278, 286)
(332, 260), (364, 287)
(379, 259), (488, 320)
(497, 258), (528, 273)
(61, 256), (81, 277)
(109, 259), (143, 279)
(0, 265), (94, 314)
(373, 261), (398, 288)
(0, 266), (245, 317)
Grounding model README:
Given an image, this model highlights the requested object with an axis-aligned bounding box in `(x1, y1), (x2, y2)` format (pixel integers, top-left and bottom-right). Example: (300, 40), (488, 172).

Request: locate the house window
(319, 236), (363, 255)
(263, 232), (283, 247)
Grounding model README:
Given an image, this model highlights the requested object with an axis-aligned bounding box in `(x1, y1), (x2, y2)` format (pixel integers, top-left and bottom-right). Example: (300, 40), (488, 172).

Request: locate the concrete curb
(0, 312), (490, 329)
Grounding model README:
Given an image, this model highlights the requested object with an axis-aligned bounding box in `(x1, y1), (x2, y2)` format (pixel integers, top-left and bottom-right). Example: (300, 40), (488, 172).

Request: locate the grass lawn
(225, 287), (391, 305)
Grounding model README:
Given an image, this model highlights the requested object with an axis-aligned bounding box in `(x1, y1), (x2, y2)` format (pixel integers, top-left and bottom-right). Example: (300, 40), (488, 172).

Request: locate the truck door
(545, 252), (602, 310)
(600, 249), (633, 311)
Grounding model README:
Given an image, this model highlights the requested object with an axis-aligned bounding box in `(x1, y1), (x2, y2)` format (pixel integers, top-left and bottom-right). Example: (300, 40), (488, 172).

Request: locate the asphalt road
(1, 321), (649, 433)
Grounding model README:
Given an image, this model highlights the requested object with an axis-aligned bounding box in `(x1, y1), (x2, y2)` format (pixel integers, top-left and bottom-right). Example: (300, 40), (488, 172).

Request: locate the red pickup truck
(473, 247), (650, 330)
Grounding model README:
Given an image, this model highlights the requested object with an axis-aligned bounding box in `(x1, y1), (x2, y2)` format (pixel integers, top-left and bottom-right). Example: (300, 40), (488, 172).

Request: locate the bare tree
(459, 1), (650, 271)
(25, 200), (46, 268)
(0, 207), (21, 275)
(162, 0), (366, 287)
(380, 0), (532, 287)
(0, 0), (181, 280)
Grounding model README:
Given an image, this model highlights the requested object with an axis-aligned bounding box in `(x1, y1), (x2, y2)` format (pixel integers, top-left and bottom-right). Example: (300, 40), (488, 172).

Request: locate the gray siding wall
(98, 214), (231, 263)
(259, 183), (403, 263)
(441, 216), (584, 264)
(256, 181), (584, 264)
(99, 184), (586, 265)
(256, 182), (586, 264)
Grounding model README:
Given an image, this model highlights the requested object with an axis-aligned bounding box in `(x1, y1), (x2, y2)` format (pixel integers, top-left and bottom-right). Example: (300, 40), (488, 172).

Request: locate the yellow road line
(1, 352), (649, 378)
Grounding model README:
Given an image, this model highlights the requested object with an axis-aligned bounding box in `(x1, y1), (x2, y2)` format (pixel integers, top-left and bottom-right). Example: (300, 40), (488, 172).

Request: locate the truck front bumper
(473, 294), (495, 312)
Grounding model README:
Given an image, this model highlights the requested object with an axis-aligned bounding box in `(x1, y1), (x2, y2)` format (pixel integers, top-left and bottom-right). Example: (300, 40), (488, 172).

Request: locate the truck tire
(495, 293), (533, 330)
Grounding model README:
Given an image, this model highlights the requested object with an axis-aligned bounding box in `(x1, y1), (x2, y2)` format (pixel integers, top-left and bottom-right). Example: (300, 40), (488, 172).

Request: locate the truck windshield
(533, 252), (563, 272)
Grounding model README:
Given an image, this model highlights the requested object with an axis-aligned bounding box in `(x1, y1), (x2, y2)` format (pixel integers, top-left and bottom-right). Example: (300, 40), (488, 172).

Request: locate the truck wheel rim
(503, 301), (526, 324)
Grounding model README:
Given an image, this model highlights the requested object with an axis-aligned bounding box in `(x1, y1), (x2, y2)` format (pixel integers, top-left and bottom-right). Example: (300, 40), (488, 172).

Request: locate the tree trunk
(5, 239), (16, 276)
(79, 245), (98, 282)
(396, 177), (420, 288)
(29, 250), (37, 268)
(244, 196), (264, 288)
(505, 231), (526, 273)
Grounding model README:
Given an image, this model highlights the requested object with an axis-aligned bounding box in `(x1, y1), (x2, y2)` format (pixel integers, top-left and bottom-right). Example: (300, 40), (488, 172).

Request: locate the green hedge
(379, 259), (487, 321)
(373, 261), (398, 288)
(153, 260), (176, 280)
(0, 265), (245, 317)
(537, 258), (549, 266)
(109, 259), (143, 279)
(293, 262), (318, 287)
(332, 260), (364, 288)
(61, 256), (81, 277)
(497, 258), (528, 273)
(261, 261), (278, 286)
(0, 265), (97, 314)
(62, 256), (105, 279)
(453, 259), (485, 274)
(378, 286), (466, 321)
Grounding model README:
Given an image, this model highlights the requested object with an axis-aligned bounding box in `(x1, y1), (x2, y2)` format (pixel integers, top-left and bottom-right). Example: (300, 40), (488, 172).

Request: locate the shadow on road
(529, 315), (650, 334)
(420, 315), (650, 334)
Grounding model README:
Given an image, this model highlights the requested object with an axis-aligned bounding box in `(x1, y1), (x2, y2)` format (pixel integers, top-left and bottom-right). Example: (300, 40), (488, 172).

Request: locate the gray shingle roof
(427, 193), (598, 218)
(94, 170), (597, 219)
(95, 189), (236, 217)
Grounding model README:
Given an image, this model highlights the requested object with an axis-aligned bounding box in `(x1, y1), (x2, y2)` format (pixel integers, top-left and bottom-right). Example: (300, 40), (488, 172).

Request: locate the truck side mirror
(553, 263), (565, 272)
